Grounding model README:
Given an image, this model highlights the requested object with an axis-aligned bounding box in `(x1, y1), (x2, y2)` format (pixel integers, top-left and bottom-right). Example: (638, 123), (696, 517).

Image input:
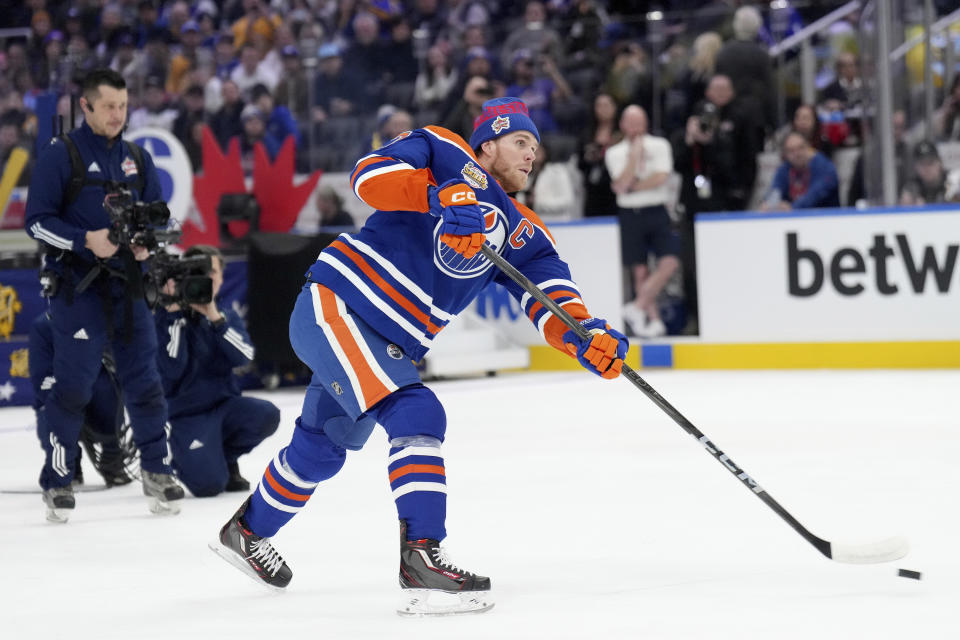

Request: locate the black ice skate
(209, 497), (292, 590)
(397, 519), (493, 616)
(141, 470), (184, 515)
(225, 461), (250, 492)
(43, 486), (75, 523)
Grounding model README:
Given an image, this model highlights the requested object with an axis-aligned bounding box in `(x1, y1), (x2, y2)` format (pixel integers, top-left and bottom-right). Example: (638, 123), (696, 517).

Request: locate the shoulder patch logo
(331, 381), (343, 396)
(460, 161), (489, 191)
(386, 344), (404, 360)
(121, 156), (138, 177)
(491, 115), (510, 135)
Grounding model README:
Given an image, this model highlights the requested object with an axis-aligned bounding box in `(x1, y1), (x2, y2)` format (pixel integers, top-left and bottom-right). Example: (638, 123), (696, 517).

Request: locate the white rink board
(696, 207), (960, 342)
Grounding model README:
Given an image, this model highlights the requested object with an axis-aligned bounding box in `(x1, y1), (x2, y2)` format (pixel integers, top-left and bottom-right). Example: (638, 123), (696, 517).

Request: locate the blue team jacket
(24, 121), (163, 271)
(154, 307), (256, 418)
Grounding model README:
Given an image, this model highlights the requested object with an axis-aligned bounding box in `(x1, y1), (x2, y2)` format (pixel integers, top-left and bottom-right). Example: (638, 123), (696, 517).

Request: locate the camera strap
(60, 133), (147, 205)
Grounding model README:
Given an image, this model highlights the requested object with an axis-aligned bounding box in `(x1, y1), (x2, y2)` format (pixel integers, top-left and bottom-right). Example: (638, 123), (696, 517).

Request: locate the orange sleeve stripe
(510, 197), (556, 245)
(423, 126), (478, 160)
(264, 466), (311, 502)
(355, 166), (433, 212)
(316, 285), (393, 409)
(388, 464), (446, 483)
(542, 303), (591, 353)
(526, 289), (583, 323)
(350, 156), (392, 190)
(329, 241), (442, 335)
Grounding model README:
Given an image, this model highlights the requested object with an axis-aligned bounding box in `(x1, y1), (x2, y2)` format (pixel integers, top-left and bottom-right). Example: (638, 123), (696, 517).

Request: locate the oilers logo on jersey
(433, 201), (507, 279)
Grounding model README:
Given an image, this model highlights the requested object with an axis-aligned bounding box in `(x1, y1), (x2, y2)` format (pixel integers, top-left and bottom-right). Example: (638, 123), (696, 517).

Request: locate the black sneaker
(397, 520), (493, 616)
(141, 470), (184, 515)
(96, 446), (133, 487)
(43, 485), (75, 523)
(209, 497), (292, 590)
(225, 461), (250, 492)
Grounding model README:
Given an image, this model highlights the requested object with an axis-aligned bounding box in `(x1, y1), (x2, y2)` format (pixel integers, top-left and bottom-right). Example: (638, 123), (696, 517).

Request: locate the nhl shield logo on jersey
(434, 201), (508, 279)
(387, 344), (404, 360)
(121, 156), (138, 177)
(460, 162), (488, 191)
(491, 115), (510, 135)
(331, 381), (344, 395)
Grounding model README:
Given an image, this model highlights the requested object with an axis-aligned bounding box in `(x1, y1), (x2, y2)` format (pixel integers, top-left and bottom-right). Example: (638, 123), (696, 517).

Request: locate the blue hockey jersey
(304, 125), (592, 362)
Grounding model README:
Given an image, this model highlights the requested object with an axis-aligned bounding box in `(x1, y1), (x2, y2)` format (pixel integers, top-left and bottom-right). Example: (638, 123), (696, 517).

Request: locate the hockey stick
(480, 243), (908, 564)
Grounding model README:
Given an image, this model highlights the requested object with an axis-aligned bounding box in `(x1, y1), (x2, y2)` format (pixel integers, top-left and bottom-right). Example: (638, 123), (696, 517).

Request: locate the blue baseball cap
(469, 97), (540, 150)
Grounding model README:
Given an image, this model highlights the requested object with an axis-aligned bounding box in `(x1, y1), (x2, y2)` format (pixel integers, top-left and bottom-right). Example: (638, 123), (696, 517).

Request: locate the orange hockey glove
(562, 318), (628, 379)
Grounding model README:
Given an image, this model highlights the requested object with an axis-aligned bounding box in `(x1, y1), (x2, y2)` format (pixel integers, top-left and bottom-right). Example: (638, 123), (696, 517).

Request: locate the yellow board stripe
(528, 342), (960, 370)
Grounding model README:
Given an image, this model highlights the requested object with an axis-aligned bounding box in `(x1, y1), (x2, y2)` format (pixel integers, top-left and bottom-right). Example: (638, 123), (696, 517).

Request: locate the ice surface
(1, 370), (956, 639)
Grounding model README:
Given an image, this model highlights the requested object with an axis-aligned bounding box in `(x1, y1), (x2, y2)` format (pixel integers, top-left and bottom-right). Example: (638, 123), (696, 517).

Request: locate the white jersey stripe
(318, 253), (433, 348)
(257, 482), (302, 513)
(536, 298), (586, 338)
(334, 294), (399, 399)
(520, 278), (580, 310)
(341, 235), (455, 322)
(353, 161), (417, 200)
(311, 285), (367, 406)
(270, 452), (318, 490)
(392, 481), (448, 499)
(388, 445), (443, 464)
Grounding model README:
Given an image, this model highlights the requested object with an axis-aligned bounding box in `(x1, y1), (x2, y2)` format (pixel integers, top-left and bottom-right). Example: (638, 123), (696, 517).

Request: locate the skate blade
(45, 507), (72, 523)
(208, 540), (287, 593)
(148, 496), (182, 516)
(397, 589), (494, 617)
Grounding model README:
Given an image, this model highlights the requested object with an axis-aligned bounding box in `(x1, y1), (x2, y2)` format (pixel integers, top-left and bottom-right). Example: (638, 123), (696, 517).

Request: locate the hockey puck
(897, 569), (922, 580)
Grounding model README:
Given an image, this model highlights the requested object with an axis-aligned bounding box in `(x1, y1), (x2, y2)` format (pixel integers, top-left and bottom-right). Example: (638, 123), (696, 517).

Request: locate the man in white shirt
(605, 105), (680, 338)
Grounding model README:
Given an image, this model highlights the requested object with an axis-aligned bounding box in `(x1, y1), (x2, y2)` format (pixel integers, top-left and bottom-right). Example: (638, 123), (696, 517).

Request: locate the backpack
(60, 132), (147, 206)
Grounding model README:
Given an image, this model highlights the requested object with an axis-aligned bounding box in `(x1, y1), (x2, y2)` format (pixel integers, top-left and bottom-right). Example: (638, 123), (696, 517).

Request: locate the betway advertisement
(696, 207), (960, 342)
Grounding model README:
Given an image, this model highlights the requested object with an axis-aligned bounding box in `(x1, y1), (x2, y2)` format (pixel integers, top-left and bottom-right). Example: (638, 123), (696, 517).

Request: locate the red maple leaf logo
(179, 126), (322, 248)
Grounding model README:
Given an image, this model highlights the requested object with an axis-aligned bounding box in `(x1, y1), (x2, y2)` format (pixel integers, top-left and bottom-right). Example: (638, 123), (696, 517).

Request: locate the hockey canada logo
(491, 115), (510, 135)
(121, 156), (138, 177)
(460, 162), (488, 191)
(433, 201), (508, 279)
(387, 344), (404, 360)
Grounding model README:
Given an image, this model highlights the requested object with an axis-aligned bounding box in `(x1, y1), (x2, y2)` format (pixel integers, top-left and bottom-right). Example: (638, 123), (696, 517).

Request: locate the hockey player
(211, 97), (628, 615)
(154, 245), (281, 497)
(24, 68), (184, 522)
(30, 312), (133, 490)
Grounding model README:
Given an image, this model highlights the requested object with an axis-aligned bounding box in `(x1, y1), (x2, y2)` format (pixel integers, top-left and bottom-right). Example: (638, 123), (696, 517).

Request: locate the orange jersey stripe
(355, 166), (434, 212)
(264, 466), (311, 502)
(317, 285), (393, 409)
(329, 240), (442, 335)
(423, 126), (478, 161)
(543, 303), (591, 353)
(389, 464), (446, 483)
(526, 289), (583, 323)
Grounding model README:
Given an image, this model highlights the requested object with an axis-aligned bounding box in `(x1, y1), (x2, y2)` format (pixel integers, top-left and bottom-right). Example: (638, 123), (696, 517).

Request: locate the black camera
(698, 102), (719, 134)
(103, 185), (178, 251)
(144, 251), (213, 309)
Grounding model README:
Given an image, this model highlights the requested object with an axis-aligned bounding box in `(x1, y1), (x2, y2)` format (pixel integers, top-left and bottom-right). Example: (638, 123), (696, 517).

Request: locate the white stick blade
(830, 536), (910, 564)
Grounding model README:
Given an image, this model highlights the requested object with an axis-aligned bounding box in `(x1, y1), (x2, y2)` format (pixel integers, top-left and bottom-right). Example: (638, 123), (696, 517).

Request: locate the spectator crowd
(3, 0), (960, 338)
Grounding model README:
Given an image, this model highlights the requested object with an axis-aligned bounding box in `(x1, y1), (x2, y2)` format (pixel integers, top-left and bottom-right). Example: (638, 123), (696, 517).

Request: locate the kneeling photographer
(153, 245), (280, 497)
(25, 68), (183, 522)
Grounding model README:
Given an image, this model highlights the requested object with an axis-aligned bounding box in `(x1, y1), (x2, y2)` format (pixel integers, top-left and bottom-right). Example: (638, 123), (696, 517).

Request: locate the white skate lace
(434, 547), (470, 576)
(248, 538), (285, 576)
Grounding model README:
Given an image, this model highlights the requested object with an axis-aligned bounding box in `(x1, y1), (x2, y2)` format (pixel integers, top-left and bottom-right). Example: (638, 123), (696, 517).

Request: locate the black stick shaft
(479, 244), (832, 558)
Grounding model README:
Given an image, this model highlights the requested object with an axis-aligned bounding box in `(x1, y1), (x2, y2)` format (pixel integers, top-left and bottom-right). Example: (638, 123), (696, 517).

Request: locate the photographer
(154, 245), (280, 497)
(30, 312), (132, 489)
(672, 74), (757, 334)
(24, 68), (184, 523)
